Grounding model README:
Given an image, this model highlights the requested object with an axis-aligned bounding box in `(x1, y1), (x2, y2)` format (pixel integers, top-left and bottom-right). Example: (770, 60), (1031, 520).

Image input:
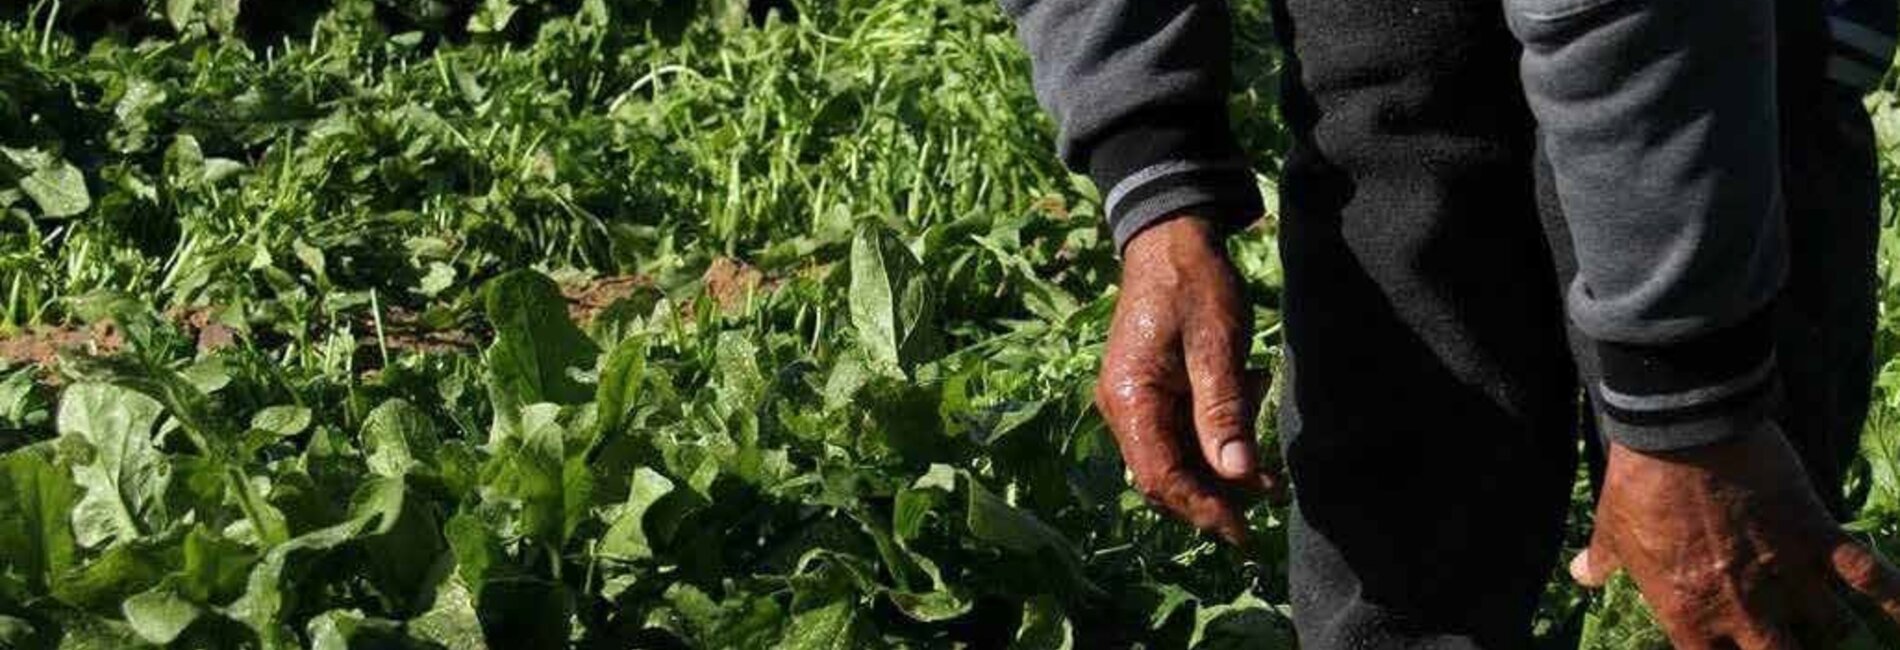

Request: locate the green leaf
(1189, 592), (1291, 650)
(0, 448), (79, 594)
(849, 226), (938, 377)
(164, 0), (241, 33)
(229, 517), (377, 648)
(123, 585), (202, 645)
(249, 406), (311, 439)
(58, 384), (169, 548)
(598, 467), (675, 561)
(482, 271), (599, 443)
(965, 476), (1101, 599)
(307, 609), (419, 650)
(352, 477), (446, 614)
(172, 526), (255, 605)
(594, 336), (646, 441)
(893, 464), (955, 541)
(361, 400), (441, 478)
(20, 160), (90, 217)
(407, 577), (487, 650)
(663, 583), (786, 648)
(777, 598), (865, 650)
(51, 538), (172, 612)
(468, 0), (520, 33)
(1008, 595), (1071, 650)
(485, 404), (571, 546)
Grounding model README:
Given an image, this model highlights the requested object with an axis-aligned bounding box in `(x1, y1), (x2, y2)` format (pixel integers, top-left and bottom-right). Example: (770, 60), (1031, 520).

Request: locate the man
(1002, 0), (1900, 646)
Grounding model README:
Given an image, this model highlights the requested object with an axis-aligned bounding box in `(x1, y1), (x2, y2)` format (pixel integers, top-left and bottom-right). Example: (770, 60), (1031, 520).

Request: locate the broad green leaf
(361, 400), (441, 478)
(407, 577), (487, 650)
(886, 585), (972, 624)
(965, 477), (1101, 599)
(482, 271), (599, 443)
(661, 583), (785, 649)
(249, 406), (311, 439)
(50, 538), (171, 612)
(229, 517), (376, 649)
(172, 526), (254, 605)
(352, 477), (446, 614)
(1008, 595), (1072, 650)
(849, 226), (938, 377)
(485, 404), (569, 546)
(20, 160), (90, 217)
(598, 467), (675, 561)
(1189, 592), (1291, 650)
(777, 598), (864, 650)
(308, 609), (421, 650)
(0, 449), (78, 595)
(58, 384), (168, 548)
(123, 585), (201, 644)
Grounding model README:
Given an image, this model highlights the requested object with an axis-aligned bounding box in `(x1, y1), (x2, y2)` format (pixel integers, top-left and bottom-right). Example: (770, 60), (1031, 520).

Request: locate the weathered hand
(1572, 423), (1900, 648)
(1095, 215), (1279, 547)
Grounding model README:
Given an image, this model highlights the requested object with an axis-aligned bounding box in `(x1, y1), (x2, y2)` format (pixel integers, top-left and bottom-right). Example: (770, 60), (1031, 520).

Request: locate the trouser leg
(1269, 0), (1579, 647)
(1772, 0), (1881, 519)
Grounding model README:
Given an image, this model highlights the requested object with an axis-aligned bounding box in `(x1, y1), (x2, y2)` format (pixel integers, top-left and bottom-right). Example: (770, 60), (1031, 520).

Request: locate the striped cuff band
(1593, 307), (1779, 451)
(1827, 16), (1896, 91)
(1081, 105), (1264, 253)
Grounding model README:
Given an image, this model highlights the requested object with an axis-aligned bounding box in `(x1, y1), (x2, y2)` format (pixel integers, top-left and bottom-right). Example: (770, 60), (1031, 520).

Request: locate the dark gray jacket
(1001, 0), (1888, 450)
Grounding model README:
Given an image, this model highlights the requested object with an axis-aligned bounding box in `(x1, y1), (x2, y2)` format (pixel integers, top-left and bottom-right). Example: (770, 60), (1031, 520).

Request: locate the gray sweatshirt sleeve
(1507, 0), (1786, 450)
(1000, 0), (1264, 250)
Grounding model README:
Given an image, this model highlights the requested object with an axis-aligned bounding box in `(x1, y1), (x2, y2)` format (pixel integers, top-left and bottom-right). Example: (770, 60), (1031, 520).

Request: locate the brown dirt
(0, 272), (762, 371)
(563, 275), (654, 324)
(0, 323), (124, 370)
(703, 257), (764, 312)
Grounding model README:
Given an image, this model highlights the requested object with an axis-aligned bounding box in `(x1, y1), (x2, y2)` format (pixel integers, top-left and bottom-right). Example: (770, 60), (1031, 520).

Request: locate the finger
(1182, 303), (1257, 483)
(1099, 375), (1251, 546)
(1827, 538), (1900, 623)
(1145, 464), (1251, 546)
(1571, 527), (1621, 588)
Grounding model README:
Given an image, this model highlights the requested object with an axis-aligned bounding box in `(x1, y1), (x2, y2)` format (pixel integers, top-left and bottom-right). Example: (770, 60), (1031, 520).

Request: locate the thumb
(1828, 536), (1900, 623)
(1571, 533), (1621, 588)
(1183, 319), (1259, 484)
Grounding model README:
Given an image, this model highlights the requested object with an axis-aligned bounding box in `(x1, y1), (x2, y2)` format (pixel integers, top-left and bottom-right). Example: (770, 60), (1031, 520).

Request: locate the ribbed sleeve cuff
(1593, 308), (1781, 451)
(1083, 105), (1264, 253)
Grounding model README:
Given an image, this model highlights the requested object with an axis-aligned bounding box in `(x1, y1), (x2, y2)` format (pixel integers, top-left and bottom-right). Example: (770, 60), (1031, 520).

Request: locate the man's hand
(1572, 423), (1900, 648)
(1095, 215), (1279, 547)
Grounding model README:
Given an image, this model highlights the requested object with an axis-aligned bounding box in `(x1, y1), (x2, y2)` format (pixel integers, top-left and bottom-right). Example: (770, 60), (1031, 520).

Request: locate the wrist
(1122, 213), (1228, 264)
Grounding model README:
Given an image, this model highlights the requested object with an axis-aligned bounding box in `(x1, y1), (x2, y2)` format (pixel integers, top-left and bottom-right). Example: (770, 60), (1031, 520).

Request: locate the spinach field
(0, 1), (1896, 648)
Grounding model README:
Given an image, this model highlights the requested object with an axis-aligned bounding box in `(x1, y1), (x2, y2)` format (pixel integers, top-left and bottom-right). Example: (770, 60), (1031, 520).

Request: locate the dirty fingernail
(1219, 440), (1254, 476)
